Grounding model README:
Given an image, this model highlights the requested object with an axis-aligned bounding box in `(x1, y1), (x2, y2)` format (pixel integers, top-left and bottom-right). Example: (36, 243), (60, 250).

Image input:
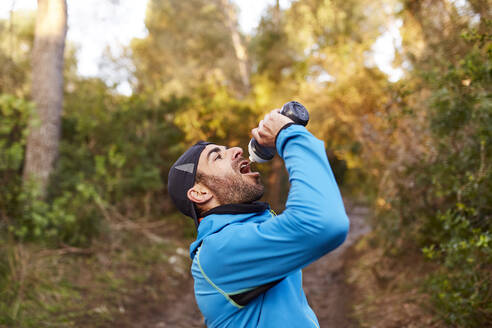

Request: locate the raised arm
(198, 115), (349, 292)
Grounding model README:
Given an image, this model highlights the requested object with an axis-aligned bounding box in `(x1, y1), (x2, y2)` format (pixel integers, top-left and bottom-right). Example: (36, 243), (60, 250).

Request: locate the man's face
(195, 144), (264, 205)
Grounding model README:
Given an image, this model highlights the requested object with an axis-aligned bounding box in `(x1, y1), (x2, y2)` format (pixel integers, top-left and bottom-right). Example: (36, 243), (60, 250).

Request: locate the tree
(0, 10), (35, 96)
(23, 0), (67, 195)
(131, 0), (247, 100)
(220, 0), (250, 96)
(249, 0), (392, 206)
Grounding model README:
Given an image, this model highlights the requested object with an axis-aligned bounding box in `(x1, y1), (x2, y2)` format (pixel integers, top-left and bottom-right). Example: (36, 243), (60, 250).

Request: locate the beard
(199, 172), (264, 205)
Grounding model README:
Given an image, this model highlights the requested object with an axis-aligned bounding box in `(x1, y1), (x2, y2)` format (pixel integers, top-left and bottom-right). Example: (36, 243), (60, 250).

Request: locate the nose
(230, 147), (243, 161)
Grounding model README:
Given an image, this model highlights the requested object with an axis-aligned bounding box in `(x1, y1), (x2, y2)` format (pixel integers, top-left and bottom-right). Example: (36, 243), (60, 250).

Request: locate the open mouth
(239, 160), (251, 174)
(238, 160), (259, 177)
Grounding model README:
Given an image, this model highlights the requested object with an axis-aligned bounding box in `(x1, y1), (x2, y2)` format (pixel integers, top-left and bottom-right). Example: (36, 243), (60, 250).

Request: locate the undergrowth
(0, 217), (194, 327)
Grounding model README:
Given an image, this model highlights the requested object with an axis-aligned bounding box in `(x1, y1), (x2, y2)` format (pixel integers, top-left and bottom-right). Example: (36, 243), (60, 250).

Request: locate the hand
(251, 109), (294, 148)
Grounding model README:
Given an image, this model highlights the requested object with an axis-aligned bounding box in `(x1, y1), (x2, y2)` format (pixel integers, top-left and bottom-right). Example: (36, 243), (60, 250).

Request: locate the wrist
(274, 122), (296, 150)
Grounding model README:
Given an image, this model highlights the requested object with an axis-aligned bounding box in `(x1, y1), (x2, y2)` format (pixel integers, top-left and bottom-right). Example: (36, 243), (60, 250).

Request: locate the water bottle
(248, 101), (309, 163)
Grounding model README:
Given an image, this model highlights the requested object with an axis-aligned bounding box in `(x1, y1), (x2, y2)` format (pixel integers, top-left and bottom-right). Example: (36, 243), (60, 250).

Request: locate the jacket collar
(200, 202), (269, 217)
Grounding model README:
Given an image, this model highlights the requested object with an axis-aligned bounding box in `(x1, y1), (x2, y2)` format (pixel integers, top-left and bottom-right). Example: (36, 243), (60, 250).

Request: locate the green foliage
(0, 94), (98, 246)
(1, 78), (189, 246)
(131, 0), (244, 98)
(173, 82), (257, 145)
(0, 94), (31, 231)
(48, 79), (186, 244)
(0, 10), (35, 96)
(11, 182), (99, 246)
(422, 33), (491, 326)
(0, 94), (31, 168)
(378, 26), (491, 326)
(60, 78), (184, 202)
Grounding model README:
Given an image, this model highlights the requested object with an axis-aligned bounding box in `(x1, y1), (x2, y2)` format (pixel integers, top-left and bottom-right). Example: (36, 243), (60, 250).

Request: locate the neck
(198, 198), (221, 217)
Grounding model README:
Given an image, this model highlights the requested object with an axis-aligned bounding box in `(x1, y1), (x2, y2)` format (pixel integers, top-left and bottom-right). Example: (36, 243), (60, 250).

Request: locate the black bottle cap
(280, 101), (309, 126)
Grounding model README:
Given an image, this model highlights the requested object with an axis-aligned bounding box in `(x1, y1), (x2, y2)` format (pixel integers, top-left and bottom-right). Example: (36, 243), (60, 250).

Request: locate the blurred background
(0, 0), (490, 327)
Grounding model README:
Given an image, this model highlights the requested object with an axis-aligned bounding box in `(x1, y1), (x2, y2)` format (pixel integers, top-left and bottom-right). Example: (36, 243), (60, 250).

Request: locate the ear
(187, 183), (213, 205)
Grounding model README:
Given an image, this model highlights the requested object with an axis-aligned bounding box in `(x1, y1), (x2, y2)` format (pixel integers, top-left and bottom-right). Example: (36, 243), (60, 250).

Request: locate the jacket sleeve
(198, 124), (350, 292)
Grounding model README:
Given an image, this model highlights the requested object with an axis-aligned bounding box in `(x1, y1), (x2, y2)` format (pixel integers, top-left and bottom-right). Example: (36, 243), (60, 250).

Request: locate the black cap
(167, 141), (211, 228)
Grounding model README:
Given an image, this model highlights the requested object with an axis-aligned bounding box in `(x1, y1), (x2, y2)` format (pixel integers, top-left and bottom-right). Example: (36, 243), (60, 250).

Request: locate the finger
(254, 125), (268, 139)
(258, 119), (264, 130)
(270, 110), (283, 118)
(265, 112), (276, 123)
(257, 127), (268, 137)
(251, 128), (262, 141)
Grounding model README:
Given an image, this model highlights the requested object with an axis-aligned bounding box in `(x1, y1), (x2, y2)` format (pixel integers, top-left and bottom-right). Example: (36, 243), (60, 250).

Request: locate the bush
(377, 28), (491, 326)
(0, 94), (100, 245)
(0, 94), (31, 223)
(421, 32), (491, 326)
(1, 86), (188, 245)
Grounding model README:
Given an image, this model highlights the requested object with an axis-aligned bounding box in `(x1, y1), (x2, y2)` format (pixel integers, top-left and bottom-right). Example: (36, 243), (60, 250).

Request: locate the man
(167, 109), (349, 327)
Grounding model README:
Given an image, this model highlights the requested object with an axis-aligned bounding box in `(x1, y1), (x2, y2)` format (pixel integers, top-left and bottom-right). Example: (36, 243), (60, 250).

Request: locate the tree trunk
(23, 0), (67, 196)
(273, 0), (280, 28)
(220, 0), (250, 96)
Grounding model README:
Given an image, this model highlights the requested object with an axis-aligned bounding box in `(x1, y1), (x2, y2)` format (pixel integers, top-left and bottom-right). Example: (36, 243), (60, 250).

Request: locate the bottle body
(248, 138), (276, 163)
(248, 101), (309, 163)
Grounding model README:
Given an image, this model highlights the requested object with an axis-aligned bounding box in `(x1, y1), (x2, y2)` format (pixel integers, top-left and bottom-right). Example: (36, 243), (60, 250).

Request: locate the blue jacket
(189, 125), (350, 327)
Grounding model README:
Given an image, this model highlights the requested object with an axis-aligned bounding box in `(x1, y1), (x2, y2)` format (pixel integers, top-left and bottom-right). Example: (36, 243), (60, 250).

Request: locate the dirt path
(147, 202), (370, 328)
(149, 281), (204, 328)
(303, 203), (371, 327)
